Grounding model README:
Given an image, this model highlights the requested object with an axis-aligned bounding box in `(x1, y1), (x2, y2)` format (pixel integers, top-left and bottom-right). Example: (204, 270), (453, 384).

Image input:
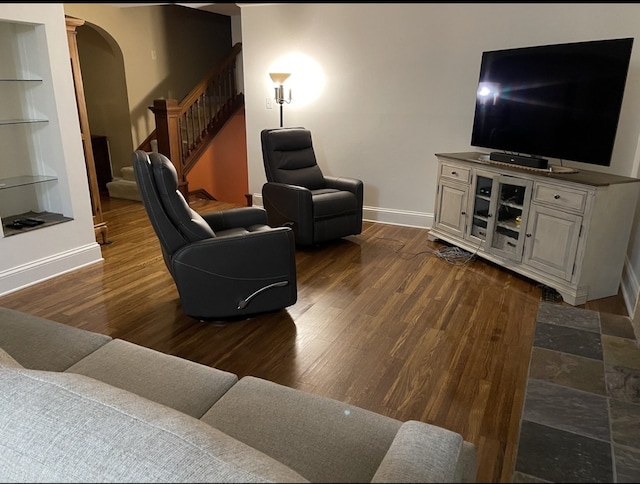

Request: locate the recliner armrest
(173, 226), (294, 268)
(263, 182), (313, 198)
(262, 182), (314, 228)
(201, 207), (268, 232)
(324, 176), (364, 202)
(170, 226), (297, 318)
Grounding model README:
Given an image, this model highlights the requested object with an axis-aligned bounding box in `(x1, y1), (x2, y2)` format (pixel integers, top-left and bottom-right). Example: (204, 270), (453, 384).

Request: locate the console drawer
(533, 182), (588, 213)
(440, 163), (470, 183)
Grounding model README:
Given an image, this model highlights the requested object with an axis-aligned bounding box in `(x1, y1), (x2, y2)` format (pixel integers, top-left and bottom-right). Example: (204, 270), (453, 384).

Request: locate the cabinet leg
(95, 224), (110, 245)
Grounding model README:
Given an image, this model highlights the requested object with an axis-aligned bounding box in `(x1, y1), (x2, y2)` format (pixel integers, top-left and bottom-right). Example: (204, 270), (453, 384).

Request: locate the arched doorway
(75, 22), (133, 195)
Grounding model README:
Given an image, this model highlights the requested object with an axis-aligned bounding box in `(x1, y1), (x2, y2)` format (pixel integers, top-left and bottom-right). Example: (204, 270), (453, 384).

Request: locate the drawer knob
(526, 233), (532, 237)
(461, 211), (466, 215)
(554, 194), (560, 199)
(452, 171), (458, 175)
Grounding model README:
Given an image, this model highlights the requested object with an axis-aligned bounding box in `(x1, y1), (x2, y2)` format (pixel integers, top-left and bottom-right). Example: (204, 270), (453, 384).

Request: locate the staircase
(106, 138), (158, 201)
(106, 166), (141, 201)
(107, 43), (243, 202)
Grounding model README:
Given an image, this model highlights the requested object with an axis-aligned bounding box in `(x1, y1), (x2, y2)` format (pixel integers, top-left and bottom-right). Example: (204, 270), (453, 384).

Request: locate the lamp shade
(269, 72), (291, 84)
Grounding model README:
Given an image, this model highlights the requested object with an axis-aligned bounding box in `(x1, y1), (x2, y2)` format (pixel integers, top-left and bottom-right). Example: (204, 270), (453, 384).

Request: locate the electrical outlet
(266, 97), (273, 109)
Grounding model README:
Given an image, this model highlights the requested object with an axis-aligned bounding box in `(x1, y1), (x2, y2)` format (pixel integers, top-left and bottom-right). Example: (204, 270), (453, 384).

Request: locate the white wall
(0, 3), (102, 295)
(240, 3), (640, 313)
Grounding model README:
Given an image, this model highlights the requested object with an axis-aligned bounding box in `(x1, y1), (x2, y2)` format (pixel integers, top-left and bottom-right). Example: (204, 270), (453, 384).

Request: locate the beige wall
(63, 3), (231, 175)
(240, 3), (640, 314)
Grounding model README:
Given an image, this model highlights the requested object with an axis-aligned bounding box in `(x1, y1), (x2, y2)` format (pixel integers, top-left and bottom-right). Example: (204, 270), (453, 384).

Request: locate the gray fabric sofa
(0, 307), (477, 483)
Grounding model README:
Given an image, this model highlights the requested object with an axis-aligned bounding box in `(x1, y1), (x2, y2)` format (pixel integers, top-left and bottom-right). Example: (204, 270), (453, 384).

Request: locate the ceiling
(177, 3), (241, 16)
(107, 3), (241, 16)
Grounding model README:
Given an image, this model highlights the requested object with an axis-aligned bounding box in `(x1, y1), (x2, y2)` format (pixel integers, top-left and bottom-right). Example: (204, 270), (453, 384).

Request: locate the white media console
(428, 152), (640, 305)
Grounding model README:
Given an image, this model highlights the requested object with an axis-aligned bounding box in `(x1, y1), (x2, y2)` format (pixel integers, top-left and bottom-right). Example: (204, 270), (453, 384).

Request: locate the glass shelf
(0, 118), (48, 125)
(0, 78), (43, 82)
(0, 175), (58, 190)
(2, 210), (73, 237)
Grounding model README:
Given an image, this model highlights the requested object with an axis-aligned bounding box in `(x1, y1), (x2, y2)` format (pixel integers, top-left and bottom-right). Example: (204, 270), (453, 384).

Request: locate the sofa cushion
(65, 339), (238, 418)
(0, 368), (307, 483)
(0, 307), (111, 371)
(201, 375), (403, 483)
(0, 347), (22, 369)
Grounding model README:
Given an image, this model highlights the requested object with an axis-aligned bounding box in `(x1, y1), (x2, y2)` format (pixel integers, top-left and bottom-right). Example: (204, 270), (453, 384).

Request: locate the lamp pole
(270, 73), (291, 128)
(274, 84), (290, 127)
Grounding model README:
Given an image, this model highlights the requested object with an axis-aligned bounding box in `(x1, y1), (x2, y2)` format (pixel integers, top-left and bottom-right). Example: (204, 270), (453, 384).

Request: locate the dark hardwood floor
(0, 195), (627, 482)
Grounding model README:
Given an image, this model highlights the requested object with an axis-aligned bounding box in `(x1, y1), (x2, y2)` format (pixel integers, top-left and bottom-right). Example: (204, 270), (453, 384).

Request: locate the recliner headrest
(267, 128), (313, 152)
(150, 153), (216, 242)
(261, 128), (326, 189)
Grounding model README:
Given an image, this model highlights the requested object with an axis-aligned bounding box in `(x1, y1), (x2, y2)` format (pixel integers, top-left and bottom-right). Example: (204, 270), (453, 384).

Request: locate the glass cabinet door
(486, 175), (532, 261)
(469, 174), (493, 241)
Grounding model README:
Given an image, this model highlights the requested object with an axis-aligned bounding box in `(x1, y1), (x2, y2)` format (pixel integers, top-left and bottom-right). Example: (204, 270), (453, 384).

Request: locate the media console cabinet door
(434, 179), (468, 239)
(523, 204), (581, 280)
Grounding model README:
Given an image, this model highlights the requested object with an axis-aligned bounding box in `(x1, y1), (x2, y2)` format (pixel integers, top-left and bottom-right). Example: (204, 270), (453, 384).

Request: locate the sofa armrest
(371, 420), (475, 483)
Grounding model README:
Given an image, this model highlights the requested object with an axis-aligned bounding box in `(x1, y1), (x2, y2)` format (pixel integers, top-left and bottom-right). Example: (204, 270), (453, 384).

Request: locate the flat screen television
(470, 37), (634, 168)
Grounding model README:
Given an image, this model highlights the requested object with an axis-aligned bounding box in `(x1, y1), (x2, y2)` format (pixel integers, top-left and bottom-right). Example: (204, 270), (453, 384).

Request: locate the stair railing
(149, 42), (243, 196)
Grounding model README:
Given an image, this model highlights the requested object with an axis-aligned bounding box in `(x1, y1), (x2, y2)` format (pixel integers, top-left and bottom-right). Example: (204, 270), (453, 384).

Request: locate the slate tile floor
(513, 301), (640, 483)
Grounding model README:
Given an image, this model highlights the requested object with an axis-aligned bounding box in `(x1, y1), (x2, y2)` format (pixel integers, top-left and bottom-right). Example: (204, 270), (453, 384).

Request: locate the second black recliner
(260, 127), (364, 247)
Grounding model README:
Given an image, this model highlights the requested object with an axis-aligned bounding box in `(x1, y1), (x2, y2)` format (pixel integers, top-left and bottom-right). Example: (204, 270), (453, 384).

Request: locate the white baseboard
(251, 193), (434, 228)
(0, 243), (103, 297)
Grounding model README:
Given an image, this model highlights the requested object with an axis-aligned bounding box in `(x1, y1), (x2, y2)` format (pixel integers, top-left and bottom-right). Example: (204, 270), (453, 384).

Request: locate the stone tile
(536, 301), (600, 333)
(614, 444), (640, 483)
(528, 346), (606, 395)
(610, 398), (640, 449)
(515, 420), (613, 483)
(534, 321), (603, 360)
(601, 312), (637, 340)
(603, 334), (640, 370)
(523, 379), (610, 441)
(517, 303), (640, 483)
(606, 365), (640, 405)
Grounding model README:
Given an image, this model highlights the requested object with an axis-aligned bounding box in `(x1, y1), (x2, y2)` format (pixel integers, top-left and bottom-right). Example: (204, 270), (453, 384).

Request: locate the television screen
(470, 38), (633, 166)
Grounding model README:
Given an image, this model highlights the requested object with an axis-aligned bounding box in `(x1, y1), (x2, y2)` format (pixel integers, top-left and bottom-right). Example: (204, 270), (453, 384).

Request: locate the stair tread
(106, 178), (141, 201)
(120, 166), (136, 182)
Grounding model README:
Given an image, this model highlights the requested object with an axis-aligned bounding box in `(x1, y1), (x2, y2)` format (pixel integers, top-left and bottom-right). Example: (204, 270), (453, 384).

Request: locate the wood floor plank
(0, 195), (628, 482)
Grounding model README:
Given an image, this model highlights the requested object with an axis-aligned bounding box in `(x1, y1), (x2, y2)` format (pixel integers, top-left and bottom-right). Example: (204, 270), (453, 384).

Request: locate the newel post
(152, 99), (188, 196)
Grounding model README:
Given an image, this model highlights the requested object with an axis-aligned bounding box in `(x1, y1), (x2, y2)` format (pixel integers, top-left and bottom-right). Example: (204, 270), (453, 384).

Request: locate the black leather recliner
(260, 127), (364, 247)
(132, 150), (297, 320)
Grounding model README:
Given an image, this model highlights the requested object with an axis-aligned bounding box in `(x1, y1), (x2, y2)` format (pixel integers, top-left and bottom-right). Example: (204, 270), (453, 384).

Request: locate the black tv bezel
(470, 37), (634, 167)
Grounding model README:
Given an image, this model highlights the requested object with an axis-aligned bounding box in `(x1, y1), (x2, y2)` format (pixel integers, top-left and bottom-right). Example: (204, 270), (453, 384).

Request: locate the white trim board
(0, 243), (103, 296)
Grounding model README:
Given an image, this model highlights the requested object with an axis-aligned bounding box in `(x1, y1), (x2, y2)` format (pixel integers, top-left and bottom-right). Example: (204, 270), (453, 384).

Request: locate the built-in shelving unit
(0, 19), (72, 238)
(0, 4), (103, 297)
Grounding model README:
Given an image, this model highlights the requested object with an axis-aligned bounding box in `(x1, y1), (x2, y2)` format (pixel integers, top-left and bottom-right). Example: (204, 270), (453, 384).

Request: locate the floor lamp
(270, 72), (291, 127)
